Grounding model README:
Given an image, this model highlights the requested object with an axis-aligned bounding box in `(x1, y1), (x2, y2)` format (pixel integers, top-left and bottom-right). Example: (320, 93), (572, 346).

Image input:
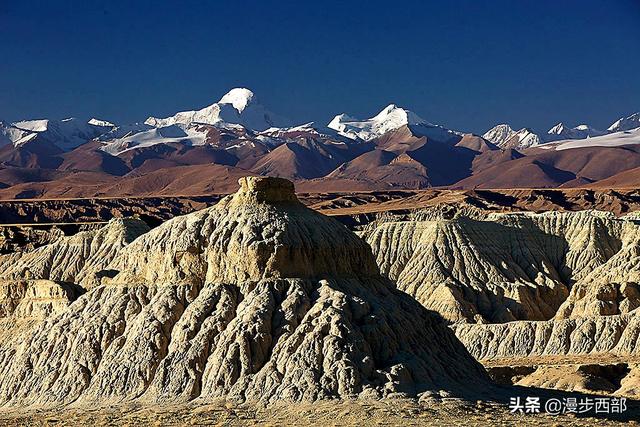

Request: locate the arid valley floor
(0, 180), (639, 425)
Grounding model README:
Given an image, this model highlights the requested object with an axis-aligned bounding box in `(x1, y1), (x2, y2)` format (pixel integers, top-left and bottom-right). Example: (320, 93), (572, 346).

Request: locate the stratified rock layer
(0, 280), (82, 321)
(453, 311), (640, 397)
(0, 218), (151, 343)
(453, 309), (640, 360)
(0, 218), (150, 289)
(0, 177), (489, 406)
(361, 211), (640, 322)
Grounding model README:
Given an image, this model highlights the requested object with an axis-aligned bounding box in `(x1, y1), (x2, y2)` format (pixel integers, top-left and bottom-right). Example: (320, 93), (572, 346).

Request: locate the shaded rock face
(452, 310), (640, 397)
(452, 299), (640, 398)
(0, 177), (489, 406)
(619, 365), (640, 397)
(556, 220), (640, 318)
(489, 363), (633, 396)
(361, 211), (640, 323)
(0, 226), (65, 254)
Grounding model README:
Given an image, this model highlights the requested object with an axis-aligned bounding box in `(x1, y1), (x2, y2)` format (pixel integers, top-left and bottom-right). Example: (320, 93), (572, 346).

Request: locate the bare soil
(0, 398), (638, 426)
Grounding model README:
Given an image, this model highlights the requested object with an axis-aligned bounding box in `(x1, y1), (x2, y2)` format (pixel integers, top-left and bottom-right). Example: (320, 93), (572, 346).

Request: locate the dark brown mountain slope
(457, 144), (640, 189)
(589, 166), (640, 188)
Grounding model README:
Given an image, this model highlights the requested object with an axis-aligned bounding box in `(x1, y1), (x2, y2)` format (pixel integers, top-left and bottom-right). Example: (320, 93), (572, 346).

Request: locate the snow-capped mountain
(1, 118), (115, 151)
(511, 128), (544, 149)
(257, 122), (351, 146)
(328, 104), (428, 141)
(2, 91), (639, 197)
(96, 122), (154, 141)
(546, 122), (606, 141)
(327, 104), (427, 141)
(88, 118), (115, 127)
(0, 121), (31, 147)
(551, 127), (640, 151)
(482, 124), (515, 147)
(327, 104), (460, 142)
(144, 88), (289, 131)
(99, 89), (352, 156)
(484, 112), (640, 151)
(99, 124), (208, 156)
(482, 124), (543, 149)
(608, 112), (640, 132)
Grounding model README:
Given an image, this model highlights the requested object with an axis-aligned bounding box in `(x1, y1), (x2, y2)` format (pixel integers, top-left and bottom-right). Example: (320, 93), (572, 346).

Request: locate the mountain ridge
(0, 88), (638, 197)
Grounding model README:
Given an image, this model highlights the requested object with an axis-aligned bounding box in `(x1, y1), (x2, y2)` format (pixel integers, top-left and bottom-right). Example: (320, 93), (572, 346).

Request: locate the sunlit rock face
(0, 177), (490, 407)
(362, 210), (640, 323)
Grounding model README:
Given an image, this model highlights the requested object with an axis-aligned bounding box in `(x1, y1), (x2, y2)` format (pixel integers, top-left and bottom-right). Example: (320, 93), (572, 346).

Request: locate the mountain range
(0, 87), (639, 198)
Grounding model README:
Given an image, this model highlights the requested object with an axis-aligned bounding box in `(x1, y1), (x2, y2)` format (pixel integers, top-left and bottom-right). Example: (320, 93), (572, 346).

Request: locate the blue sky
(1, 0), (639, 133)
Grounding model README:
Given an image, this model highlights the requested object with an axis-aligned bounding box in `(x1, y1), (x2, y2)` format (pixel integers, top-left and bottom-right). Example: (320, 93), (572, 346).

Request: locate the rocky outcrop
(455, 313), (640, 397)
(362, 210), (640, 323)
(618, 364), (640, 396)
(0, 280), (82, 321)
(0, 226), (64, 254)
(453, 310), (640, 361)
(489, 363), (635, 396)
(0, 218), (150, 289)
(0, 219), (150, 345)
(555, 221), (640, 318)
(0, 177), (490, 407)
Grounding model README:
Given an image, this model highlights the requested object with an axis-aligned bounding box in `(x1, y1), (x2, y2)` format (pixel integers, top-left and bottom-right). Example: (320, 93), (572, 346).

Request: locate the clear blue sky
(1, 0), (639, 133)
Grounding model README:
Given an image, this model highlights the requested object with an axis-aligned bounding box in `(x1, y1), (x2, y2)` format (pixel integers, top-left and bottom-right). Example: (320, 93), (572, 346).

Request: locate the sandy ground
(0, 397), (638, 426)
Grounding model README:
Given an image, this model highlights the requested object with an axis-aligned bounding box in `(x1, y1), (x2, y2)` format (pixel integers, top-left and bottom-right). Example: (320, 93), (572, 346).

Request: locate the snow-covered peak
(551, 127), (640, 151)
(372, 104), (428, 128)
(261, 122), (317, 134)
(328, 113), (356, 126)
(546, 122), (606, 141)
(218, 88), (255, 113)
(3, 117), (115, 150)
(145, 87), (288, 131)
(259, 121), (354, 143)
(327, 104), (430, 141)
(96, 122), (154, 141)
(88, 118), (116, 127)
(13, 119), (49, 132)
(99, 124), (208, 156)
(513, 128), (543, 149)
(482, 124), (516, 146)
(372, 104), (401, 120)
(482, 124), (543, 149)
(547, 122), (567, 135)
(608, 112), (640, 132)
(0, 120), (32, 147)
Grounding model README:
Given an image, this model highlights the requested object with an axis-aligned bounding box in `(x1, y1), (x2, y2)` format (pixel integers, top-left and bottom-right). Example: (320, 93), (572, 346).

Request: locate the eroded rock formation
(0, 218), (150, 289)
(453, 311), (640, 397)
(453, 309), (640, 361)
(362, 210), (640, 323)
(0, 218), (151, 348)
(0, 177), (490, 407)
(0, 280), (83, 321)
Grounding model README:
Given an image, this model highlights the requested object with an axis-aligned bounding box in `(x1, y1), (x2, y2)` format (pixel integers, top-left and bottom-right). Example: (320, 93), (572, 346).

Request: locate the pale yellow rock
(0, 177), (490, 407)
(453, 309), (640, 360)
(0, 218), (150, 289)
(0, 279), (82, 320)
(618, 364), (640, 396)
(362, 210), (640, 322)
